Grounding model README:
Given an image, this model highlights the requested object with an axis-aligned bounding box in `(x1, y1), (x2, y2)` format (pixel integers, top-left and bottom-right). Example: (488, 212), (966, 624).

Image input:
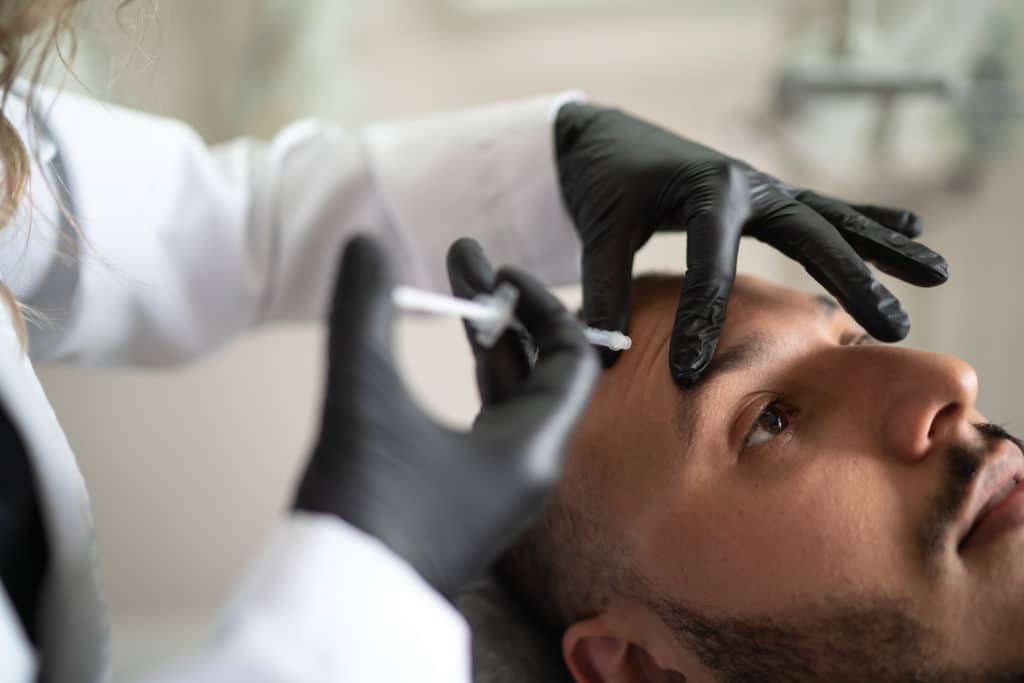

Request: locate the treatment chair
(456, 576), (574, 683)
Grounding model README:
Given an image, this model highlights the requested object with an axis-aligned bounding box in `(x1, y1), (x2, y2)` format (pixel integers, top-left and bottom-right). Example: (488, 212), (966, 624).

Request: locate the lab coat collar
(0, 302), (109, 682)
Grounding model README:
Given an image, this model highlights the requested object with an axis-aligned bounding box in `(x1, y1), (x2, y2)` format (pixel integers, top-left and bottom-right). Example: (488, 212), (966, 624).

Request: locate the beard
(642, 422), (1024, 682)
(645, 589), (1024, 682)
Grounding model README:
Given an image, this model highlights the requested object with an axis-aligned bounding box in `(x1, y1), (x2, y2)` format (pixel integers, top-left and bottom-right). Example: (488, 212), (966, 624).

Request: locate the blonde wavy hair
(0, 0), (83, 346)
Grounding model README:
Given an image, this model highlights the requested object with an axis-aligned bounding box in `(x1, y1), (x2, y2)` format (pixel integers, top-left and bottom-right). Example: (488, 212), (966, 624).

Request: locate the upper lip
(957, 442), (1024, 550)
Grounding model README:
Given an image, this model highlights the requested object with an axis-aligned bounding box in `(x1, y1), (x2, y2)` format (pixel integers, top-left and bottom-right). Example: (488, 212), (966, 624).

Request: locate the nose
(879, 349), (979, 463)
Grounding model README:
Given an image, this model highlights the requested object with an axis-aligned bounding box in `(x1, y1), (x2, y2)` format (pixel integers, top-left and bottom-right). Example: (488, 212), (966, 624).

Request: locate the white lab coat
(0, 84), (583, 682)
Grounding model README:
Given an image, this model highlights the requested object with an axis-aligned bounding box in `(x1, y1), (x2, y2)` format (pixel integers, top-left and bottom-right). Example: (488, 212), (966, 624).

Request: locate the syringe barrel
(392, 285), (499, 322)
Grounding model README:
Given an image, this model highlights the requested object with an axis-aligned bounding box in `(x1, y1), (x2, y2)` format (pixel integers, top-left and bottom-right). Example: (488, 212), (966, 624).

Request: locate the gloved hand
(555, 102), (949, 387)
(294, 235), (598, 598)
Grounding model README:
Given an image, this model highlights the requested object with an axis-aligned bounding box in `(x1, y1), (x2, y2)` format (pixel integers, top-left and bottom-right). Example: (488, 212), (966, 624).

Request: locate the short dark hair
(498, 435), (640, 632)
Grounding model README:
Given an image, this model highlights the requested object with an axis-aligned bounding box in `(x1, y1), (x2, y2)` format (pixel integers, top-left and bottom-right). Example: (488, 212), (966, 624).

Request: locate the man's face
(562, 274), (1024, 681)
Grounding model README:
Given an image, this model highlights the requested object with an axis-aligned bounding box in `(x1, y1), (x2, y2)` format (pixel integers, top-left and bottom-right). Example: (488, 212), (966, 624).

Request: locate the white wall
(35, 0), (1024, 676)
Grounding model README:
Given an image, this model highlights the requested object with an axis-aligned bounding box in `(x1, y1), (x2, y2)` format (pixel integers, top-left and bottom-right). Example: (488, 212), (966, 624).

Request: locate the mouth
(958, 447), (1024, 552)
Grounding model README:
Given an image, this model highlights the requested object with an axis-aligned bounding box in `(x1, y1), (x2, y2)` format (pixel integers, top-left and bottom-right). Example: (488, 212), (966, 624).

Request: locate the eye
(743, 400), (792, 448)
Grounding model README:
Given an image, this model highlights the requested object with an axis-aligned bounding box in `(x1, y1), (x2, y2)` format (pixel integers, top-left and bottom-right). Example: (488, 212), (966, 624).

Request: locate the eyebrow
(814, 294), (840, 317)
(675, 333), (775, 448)
(674, 295), (839, 447)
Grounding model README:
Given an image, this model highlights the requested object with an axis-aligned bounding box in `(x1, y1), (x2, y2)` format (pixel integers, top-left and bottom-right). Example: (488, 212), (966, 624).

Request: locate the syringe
(392, 284), (632, 352)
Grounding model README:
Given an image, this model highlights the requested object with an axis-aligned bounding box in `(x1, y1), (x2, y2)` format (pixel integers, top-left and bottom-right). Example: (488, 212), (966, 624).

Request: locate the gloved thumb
(328, 234), (396, 364)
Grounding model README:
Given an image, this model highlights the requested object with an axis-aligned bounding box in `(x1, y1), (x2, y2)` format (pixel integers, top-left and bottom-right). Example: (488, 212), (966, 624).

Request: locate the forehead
(626, 274), (843, 353)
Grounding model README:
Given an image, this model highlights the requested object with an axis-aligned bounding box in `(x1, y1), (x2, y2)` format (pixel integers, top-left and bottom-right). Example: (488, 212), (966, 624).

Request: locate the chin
(971, 548), (1024, 650)
(978, 530), (1024, 579)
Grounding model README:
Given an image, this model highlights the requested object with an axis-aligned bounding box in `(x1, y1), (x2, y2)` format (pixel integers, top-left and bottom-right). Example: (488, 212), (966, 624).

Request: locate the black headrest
(455, 575), (574, 683)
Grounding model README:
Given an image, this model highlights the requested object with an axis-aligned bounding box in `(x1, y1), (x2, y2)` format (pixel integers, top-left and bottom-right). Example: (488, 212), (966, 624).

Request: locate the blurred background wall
(33, 0), (1023, 677)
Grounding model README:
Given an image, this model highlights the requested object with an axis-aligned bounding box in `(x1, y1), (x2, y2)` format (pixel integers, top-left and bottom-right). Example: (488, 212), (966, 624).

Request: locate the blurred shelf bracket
(773, 0), (1023, 191)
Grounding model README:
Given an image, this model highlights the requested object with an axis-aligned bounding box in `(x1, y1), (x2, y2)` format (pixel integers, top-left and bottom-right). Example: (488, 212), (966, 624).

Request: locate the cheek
(639, 448), (916, 616)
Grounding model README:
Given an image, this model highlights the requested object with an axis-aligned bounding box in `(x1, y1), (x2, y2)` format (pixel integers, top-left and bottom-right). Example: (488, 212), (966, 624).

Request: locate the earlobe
(563, 618), (688, 683)
(563, 618), (628, 683)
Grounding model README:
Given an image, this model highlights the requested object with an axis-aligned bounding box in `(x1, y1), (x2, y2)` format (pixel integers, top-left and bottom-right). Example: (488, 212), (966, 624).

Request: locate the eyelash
(742, 398), (799, 450)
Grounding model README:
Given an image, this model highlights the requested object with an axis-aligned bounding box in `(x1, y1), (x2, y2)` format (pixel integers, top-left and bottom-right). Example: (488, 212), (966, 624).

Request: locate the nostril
(928, 402), (961, 440)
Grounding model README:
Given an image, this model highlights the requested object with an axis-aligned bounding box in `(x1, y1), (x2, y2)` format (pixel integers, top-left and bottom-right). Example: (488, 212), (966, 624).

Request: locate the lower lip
(965, 481), (1024, 550)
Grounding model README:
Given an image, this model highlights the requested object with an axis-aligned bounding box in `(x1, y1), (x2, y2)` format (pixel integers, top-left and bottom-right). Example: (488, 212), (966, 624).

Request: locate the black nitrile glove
(555, 102), (950, 387)
(294, 235), (598, 598)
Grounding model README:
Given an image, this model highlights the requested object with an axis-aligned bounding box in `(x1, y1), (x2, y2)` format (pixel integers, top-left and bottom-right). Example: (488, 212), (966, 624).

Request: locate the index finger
(669, 166), (751, 387)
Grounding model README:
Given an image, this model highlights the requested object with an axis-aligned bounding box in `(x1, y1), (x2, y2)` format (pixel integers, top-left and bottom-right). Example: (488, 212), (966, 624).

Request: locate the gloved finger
(446, 238), (534, 405)
(475, 266), (598, 472)
(848, 203), (923, 238)
(753, 200), (910, 343)
(669, 165), (751, 387)
(329, 234), (396, 362)
(580, 234), (635, 368)
(447, 237), (499, 352)
(796, 190), (923, 238)
(671, 269), (734, 388)
(796, 192), (948, 286)
(319, 234), (425, 435)
(832, 221), (947, 287)
(447, 237), (498, 301)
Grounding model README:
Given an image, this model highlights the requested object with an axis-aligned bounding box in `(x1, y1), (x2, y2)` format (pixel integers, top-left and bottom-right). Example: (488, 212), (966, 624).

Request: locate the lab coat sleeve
(142, 512), (471, 683)
(3, 86), (582, 366)
(0, 585), (36, 682)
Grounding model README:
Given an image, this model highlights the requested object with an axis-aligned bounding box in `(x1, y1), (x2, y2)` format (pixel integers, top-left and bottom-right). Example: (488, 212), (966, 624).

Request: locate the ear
(563, 616), (688, 683)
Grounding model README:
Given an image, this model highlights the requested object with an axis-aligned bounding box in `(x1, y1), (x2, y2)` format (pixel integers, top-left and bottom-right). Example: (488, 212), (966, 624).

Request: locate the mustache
(916, 422), (1023, 575)
(975, 422), (1024, 455)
